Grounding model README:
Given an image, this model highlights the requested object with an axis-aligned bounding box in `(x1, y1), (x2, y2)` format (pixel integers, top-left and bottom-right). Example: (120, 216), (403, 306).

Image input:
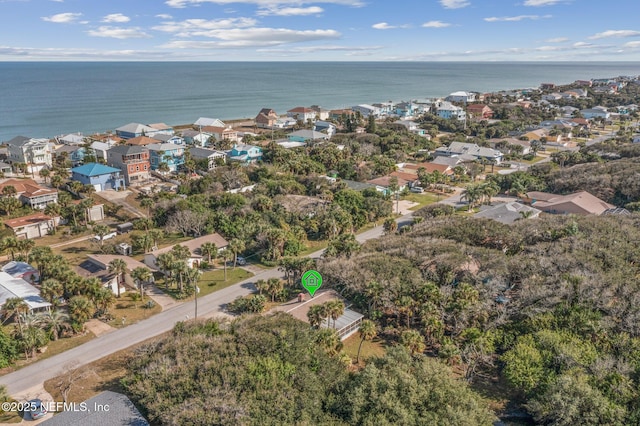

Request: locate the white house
(189, 147), (227, 171)
(446, 91), (476, 103)
(5, 136), (53, 172)
(287, 107), (317, 122)
(144, 233), (229, 270)
(194, 117), (226, 128)
(0, 271), (51, 313)
(352, 104), (381, 118)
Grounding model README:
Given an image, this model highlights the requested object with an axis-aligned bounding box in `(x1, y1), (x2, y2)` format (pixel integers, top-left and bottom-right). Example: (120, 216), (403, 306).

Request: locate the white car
(94, 232), (117, 241)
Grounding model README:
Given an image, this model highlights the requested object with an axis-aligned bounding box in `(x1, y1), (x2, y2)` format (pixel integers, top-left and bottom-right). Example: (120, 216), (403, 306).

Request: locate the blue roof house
(71, 163), (125, 192)
(228, 144), (262, 164)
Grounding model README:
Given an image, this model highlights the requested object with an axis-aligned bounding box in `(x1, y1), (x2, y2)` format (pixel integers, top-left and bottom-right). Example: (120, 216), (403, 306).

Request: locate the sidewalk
(144, 283), (177, 311)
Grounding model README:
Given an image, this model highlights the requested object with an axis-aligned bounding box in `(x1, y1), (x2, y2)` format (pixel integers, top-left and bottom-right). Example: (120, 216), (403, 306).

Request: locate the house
(5, 136), (53, 173)
(372, 102), (394, 116)
(467, 104), (494, 119)
(41, 391), (149, 426)
(352, 104), (381, 118)
(473, 202), (541, 225)
(90, 141), (115, 161)
(54, 144), (85, 167)
(431, 156), (465, 167)
(310, 105), (330, 121)
(107, 145), (150, 185)
(560, 106), (579, 117)
(525, 191), (614, 215)
(542, 93), (563, 101)
(287, 107), (317, 122)
(0, 178), (58, 209)
(181, 130), (212, 147)
(114, 123), (156, 139)
(395, 120), (427, 136)
(56, 133), (85, 145)
(287, 129), (330, 143)
(434, 142), (503, 164)
(273, 117), (297, 129)
(201, 126), (239, 144)
(77, 255), (150, 295)
(580, 108), (611, 120)
(436, 101), (466, 121)
(152, 133), (185, 145)
(2, 261), (39, 283)
(313, 121), (337, 137)
(329, 109), (356, 120)
(488, 138), (531, 155)
(228, 144), (263, 164)
(147, 123), (174, 135)
(145, 143), (185, 172)
(71, 163), (125, 192)
(401, 162), (454, 176)
(366, 175), (409, 193)
(393, 101), (418, 118)
(126, 136), (160, 147)
(189, 147), (227, 171)
(255, 108), (279, 128)
(144, 233), (229, 270)
(446, 91), (476, 103)
(193, 117), (225, 129)
(0, 271), (51, 313)
(4, 212), (60, 239)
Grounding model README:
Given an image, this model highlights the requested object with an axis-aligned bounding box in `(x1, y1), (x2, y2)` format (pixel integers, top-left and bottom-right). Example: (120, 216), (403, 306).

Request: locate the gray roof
(0, 271), (51, 311)
(145, 143), (183, 152)
(288, 129), (329, 140)
(42, 391), (148, 426)
(108, 145), (147, 155)
(152, 133), (182, 143)
(115, 123), (155, 134)
(5, 136), (30, 146)
(189, 147), (226, 158)
(431, 156), (463, 167)
(436, 142), (502, 159)
(474, 202), (541, 225)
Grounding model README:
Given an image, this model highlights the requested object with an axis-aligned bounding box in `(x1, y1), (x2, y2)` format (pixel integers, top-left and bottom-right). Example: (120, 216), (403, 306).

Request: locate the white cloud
(0, 45), (173, 60)
(258, 44), (383, 54)
(161, 28), (340, 48)
(372, 22), (409, 30)
(42, 12), (82, 23)
(166, 0), (363, 8)
(87, 26), (151, 39)
(439, 0), (470, 9)
(257, 6), (323, 16)
(485, 14), (551, 22)
(523, 0), (563, 5)
(102, 13), (130, 23)
(153, 18), (257, 36)
(422, 21), (451, 28)
(573, 41), (595, 48)
(156, 14), (173, 19)
(624, 41), (640, 48)
(589, 30), (640, 40)
(545, 37), (568, 43)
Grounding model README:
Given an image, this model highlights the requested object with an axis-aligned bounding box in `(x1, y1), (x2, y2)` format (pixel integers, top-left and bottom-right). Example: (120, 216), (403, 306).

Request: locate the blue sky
(1, 0), (640, 61)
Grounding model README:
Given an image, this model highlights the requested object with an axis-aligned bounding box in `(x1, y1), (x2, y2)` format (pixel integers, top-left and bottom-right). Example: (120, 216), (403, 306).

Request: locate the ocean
(0, 61), (638, 141)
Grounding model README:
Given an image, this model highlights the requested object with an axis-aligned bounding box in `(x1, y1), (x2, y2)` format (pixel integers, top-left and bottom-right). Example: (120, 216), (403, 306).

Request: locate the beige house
(525, 191), (614, 215)
(77, 254), (151, 295)
(4, 213), (60, 239)
(144, 233), (229, 270)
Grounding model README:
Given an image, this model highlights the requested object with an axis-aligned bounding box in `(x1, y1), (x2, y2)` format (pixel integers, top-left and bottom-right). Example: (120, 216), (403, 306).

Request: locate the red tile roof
(4, 213), (54, 229)
(0, 179), (57, 198)
(127, 136), (159, 146)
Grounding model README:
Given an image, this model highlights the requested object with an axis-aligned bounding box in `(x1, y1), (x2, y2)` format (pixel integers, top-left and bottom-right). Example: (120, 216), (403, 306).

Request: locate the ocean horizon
(1, 61), (639, 142)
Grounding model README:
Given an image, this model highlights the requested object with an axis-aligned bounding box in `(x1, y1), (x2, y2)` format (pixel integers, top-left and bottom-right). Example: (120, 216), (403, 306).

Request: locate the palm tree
(383, 218), (397, 235)
(171, 260), (189, 293)
(50, 174), (63, 189)
(400, 329), (426, 355)
(255, 279), (269, 296)
(0, 196), (21, 216)
(67, 295), (94, 327)
(356, 319), (377, 364)
(131, 267), (153, 299)
(42, 309), (70, 341)
(219, 249), (233, 281)
(40, 278), (64, 307)
(1, 237), (19, 261)
(107, 259), (128, 297)
(314, 328), (341, 356)
(140, 197), (154, 217)
(39, 168), (51, 183)
(266, 278), (283, 302)
(1, 297), (29, 326)
(325, 300), (345, 329)
(1, 185), (16, 197)
(200, 242), (217, 264)
(93, 287), (115, 317)
(156, 252), (175, 288)
(92, 224), (111, 247)
(307, 305), (325, 328)
(461, 183), (483, 212)
(228, 238), (245, 268)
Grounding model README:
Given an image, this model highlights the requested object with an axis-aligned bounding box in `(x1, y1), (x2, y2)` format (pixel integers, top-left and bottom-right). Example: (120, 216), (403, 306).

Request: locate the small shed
(117, 222), (134, 234)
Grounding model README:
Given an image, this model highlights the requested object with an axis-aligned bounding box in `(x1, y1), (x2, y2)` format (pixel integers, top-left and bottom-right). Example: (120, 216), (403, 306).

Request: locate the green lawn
(402, 192), (442, 210)
(341, 332), (387, 367)
(157, 268), (254, 300)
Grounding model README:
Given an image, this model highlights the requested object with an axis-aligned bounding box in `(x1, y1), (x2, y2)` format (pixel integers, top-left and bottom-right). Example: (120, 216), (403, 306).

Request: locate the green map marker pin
(302, 270), (323, 297)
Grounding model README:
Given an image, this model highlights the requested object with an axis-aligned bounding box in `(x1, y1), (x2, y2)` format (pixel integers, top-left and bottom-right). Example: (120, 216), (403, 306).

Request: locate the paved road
(0, 212), (413, 397)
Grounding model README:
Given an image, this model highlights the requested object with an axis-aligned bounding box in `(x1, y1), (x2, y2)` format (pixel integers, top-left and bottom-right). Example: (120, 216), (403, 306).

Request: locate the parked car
(26, 399), (47, 420)
(236, 256), (247, 266)
(410, 186), (424, 193)
(93, 232), (117, 241)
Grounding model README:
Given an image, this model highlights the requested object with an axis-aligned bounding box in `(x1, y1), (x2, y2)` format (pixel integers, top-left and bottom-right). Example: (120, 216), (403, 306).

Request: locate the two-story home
(114, 123), (156, 139)
(188, 147), (227, 171)
(580, 108), (611, 120)
(313, 121), (337, 137)
(394, 102), (418, 118)
(5, 136), (53, 173)
(446, 91), (476, 103)
(71, 163), (125, 192)
(436, 101), (466, 121)
(228, 144), (263, 164)
(147, 123), (174, 136)
(181, 130), (212, 147)
(153, 133), (185, 145)
(107, 145), (150, 184)
(352, 104), (381, 118)
(287, 130), (330, 143)
(146, 143), (185, 172)
(287, 107), (317, 122)
(310, 105), (330, 121)
(126, 136), (160, 147)
(255, 108), (279, 128)
(0, 178), (58, 209)
(467, 104), (494, 119)
(54, 145), (85, 167)
(56, 133), (85, 145)
(90, 141), (115, 161)
(201, 126), (239, 144)
(194, 117), (225, 129)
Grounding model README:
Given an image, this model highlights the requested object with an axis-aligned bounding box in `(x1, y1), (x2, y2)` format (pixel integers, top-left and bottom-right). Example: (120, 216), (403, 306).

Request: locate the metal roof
(0, 271), (51, 311)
